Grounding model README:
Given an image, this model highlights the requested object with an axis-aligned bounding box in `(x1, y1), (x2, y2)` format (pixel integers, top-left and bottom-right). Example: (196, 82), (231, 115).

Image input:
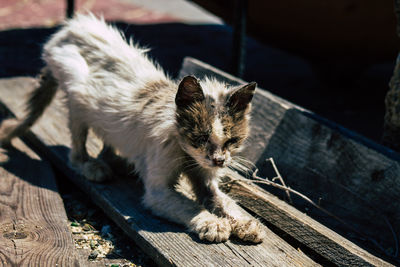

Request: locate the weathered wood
(0, 77), (319, 267)
(0, 117), (80, 265)
(179, 57), (398, 266)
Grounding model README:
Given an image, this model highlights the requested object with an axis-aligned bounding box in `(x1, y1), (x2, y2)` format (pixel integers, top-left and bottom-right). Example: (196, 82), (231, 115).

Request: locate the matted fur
(0, 14), (265, 243)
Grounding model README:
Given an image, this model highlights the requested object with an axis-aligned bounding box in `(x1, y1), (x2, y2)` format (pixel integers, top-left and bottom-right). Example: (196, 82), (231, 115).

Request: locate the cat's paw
(231, 218), (265, 243)
(82, 159), (113, 182)
(192, 215), (231, 243)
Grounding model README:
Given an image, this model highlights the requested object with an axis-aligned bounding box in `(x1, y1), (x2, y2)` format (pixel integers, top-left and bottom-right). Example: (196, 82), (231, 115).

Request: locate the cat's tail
(0, 67), (58, 147)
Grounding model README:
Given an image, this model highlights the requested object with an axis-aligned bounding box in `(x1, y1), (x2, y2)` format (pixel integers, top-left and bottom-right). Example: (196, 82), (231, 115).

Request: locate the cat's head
(175, 76), (256, 170)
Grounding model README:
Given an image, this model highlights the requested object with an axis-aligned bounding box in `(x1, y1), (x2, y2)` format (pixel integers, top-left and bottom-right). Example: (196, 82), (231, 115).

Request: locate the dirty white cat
(0, 14), (265, 243)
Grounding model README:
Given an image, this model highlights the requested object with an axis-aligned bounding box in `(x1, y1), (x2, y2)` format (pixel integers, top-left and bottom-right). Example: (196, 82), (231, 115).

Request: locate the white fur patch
(200, 77), (227, 101)
(45, 45), (89, 87)
(211, 117), (224, 145)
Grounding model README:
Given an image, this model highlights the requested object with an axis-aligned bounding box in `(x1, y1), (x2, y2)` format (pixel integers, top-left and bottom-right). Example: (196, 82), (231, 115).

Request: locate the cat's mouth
(211, 158), (225, 167)
(190, 155), (224, 170)
(205, 155), (229, 169)
(180, 143), (229, 169)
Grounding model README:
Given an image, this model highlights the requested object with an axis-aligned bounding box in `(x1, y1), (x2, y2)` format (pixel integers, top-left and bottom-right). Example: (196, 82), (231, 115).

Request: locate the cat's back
(44, 14), (138, 59)
(43, 14), (164, 87)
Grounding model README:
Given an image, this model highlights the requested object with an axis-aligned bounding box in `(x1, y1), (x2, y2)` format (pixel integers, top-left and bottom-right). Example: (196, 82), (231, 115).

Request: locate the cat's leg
(68, 116), (89, 167)
(216, 190), (266, 243)
(98, 144), (133, 177)
(189, 173), (266, 243)
(142, 167), (231, 242)
(68, 110), (112, 182)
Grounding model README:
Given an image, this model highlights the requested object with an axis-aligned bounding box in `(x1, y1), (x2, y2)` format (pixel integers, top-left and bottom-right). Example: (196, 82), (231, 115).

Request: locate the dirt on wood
(56, 170), (156, 267)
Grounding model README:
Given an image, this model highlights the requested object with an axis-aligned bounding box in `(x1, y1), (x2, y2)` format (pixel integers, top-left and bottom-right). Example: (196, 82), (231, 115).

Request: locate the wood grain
(179, 57), (397, 266)
(0, 122), (80, 265)
(0, 77), (319, 266)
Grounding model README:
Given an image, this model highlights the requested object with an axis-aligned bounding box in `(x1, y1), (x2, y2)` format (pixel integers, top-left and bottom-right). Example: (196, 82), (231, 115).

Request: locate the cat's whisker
(232, 156), (256, 170)
(232, 155), (255, 165)
(228, 158), (254, 178)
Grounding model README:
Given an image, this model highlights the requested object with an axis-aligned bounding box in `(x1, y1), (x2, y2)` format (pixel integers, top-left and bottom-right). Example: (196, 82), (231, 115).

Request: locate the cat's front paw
(191, 214), (231, 243)
(82, 159), (113, 182)
(231, 218), (266, 243)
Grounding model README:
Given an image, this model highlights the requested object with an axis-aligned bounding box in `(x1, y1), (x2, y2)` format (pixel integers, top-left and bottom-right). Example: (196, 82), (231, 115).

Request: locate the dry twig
(266, 158), (292, 203)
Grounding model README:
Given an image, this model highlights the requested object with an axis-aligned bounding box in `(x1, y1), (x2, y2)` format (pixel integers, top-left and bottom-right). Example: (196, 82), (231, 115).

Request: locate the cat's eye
(224, 137), (239, 148)
(196, 134), (209, 144)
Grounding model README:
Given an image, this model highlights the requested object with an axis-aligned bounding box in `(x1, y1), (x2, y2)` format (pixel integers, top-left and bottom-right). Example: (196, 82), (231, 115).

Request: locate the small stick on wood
(266, 158), (292, 203)
(249, 171), (352, 231)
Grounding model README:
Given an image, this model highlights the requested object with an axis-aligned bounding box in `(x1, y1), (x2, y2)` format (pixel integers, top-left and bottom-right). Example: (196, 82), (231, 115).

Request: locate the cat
(0, 14), (265, 243)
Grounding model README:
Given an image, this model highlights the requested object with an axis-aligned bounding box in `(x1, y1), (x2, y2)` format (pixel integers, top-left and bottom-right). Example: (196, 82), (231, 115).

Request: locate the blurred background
(0, 0), (397, 142)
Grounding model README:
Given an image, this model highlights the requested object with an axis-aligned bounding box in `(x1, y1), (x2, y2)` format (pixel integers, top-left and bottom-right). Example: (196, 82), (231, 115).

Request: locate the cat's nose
(213, 157), (225, 167)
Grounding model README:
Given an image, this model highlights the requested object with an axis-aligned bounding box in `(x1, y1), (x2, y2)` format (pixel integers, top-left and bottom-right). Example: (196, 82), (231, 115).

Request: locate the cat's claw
(192, 216), (231, 243)
(231, 218), (266, 243)
(82, 159), (113, 182)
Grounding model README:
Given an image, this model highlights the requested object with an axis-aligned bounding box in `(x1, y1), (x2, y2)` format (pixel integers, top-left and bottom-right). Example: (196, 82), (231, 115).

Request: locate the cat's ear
(175, 76), (205, 109)
(226, 82), (257, 112)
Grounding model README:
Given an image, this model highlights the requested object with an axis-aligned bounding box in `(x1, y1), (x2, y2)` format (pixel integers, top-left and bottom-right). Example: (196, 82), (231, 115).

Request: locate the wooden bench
(0, 57), (396, 266)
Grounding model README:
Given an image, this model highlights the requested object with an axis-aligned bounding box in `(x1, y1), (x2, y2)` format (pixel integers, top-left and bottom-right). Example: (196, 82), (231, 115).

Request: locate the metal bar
(231, 0), (248, 78)
(66, 0), (75, 18)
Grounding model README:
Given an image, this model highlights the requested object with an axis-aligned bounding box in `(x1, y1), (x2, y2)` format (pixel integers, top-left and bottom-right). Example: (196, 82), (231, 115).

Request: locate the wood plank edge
(221, 173), (393, 266)
(302, 111), (400, 161)
(181, 57), (400, 162)
(180, 57), (302, 111)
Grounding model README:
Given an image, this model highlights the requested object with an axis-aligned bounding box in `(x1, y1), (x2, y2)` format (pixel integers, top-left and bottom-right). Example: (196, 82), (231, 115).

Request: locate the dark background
(0, 0), (396, 144)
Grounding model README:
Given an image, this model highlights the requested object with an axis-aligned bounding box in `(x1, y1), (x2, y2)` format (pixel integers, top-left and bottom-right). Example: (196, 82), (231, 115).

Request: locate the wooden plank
(0, 117), (81, 265)
(179, 57), (397, 266)
(221, 174), (392, 267)
(0, 77), (319, 267)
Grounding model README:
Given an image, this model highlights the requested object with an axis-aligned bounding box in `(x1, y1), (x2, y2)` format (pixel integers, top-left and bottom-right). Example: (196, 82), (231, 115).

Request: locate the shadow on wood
(0, 119), (81, 265)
